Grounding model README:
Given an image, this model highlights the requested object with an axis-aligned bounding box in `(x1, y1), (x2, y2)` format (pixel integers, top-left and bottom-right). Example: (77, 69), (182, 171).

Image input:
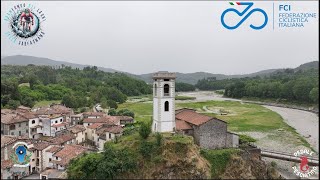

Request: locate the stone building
(175, 108), (239, 149)
(1, 110), (37, 137)
(70, 113), (84, 125)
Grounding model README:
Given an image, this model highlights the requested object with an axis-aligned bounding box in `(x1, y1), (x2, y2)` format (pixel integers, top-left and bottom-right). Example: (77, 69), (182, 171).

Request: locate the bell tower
(152, 71), (176, 132)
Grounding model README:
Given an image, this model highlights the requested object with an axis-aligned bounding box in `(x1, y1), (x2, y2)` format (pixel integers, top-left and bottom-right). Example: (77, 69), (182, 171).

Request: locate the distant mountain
(2, 55), (318, 85)
(1, 55), (121, 73)
(294, 61), (319, 71)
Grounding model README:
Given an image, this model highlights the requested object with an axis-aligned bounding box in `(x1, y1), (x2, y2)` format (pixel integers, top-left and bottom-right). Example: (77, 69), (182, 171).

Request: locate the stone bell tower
(152, 71), (176, 132)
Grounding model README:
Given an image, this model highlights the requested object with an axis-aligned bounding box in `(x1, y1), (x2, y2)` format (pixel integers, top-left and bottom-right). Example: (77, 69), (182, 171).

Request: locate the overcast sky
(1, 1), (318, 75)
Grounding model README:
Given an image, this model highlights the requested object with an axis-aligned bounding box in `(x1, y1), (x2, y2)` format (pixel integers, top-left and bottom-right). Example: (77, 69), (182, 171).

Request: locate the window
(55, 120), (58, 123)
(11, 132), (14, 135)
(164, 79), (169, 81)
(164, 101), (169, 111)
(49, 158), (52, 162)
(26, 122), (28, 126)
(109, 133), (111, 139)
(9, 124), (15, 130)
(56, 157), (58, 160)
(32, 120), (35, 124)
(19, 131), (21, 136)
(19, 123), (21, 127)
(26, 129), (28, 133)
(60, 119), (62, 122)
(164, 84), (170, 96)
(39, 120), (42, 123)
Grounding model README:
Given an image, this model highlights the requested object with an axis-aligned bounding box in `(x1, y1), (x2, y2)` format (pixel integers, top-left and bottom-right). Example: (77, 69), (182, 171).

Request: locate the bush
(139, 140), (154, 158)
(139, 122), (151, 139)
(155, 133), (163, 147)
(200, 149), (239, 178)
(239, 134), (256, 144)
(108, 108), (117, 116)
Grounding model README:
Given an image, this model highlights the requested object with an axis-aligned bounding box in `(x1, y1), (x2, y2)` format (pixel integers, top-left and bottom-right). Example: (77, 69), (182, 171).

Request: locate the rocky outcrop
(220, 150), (283, 179)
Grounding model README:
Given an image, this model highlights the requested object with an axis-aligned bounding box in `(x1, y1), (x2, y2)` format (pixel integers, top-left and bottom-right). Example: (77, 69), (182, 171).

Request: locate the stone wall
(194, 120), (228, 149)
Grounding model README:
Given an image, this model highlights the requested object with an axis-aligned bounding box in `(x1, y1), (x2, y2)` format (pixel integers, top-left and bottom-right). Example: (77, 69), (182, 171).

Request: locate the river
(177, 91), (319, 152)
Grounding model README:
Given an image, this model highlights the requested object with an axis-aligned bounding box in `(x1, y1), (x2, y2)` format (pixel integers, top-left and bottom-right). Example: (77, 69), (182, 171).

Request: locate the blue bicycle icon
(221, 2), (268, 30)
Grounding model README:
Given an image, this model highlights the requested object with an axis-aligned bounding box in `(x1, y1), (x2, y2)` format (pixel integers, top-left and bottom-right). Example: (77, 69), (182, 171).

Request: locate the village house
(67, 125), (86, 144)
(70, 113), (84, 125)
(82, 112), (105, 119)
(116, 116), (134, 126)
(29, 115), (69, 138)
(96, 125), (123, 151)
(175, 108), (239, 149)
(46, 133), (77, 146)
(86, 123), (105, 144)
(50, 144), (93, 171)
(1, 110), (37, 137)
(28, 141), (53, 173)
(33, 104), (74, 123)
(44, 146), (63, 169)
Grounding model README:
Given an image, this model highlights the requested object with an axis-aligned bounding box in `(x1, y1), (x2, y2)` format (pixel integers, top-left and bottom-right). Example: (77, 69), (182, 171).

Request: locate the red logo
(300, 156), (309, 172)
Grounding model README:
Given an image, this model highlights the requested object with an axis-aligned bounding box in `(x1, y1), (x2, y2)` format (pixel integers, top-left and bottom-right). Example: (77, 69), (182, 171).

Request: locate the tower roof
(152, 71), (176, 79)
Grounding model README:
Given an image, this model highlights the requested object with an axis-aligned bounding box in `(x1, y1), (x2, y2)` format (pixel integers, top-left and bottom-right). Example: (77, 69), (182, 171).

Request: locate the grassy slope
(33, 100), (61, 108)
(112, 132), (211, 179)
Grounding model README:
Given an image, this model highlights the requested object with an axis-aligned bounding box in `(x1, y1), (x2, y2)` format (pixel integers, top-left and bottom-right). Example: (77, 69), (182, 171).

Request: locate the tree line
(195, 69), (319, 104)
(1, 65), (152, 109)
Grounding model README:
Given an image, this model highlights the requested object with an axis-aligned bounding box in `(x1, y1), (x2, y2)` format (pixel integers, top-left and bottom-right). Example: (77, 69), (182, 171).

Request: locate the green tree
(108, 108), (117, 116)
(309, 87), (319, 103)
(107, 100), (118, 109)
(139, 121), (151, 139)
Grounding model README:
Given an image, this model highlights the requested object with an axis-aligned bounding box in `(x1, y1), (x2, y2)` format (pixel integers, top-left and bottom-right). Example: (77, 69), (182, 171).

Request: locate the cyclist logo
(221, 2), (268, 30)
(4, 3), (46, 46)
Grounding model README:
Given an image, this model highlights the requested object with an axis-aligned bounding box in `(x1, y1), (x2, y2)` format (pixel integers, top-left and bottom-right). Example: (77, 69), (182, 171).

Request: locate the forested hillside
(196, 68), (319, 104)
(1, 65), (152, 109)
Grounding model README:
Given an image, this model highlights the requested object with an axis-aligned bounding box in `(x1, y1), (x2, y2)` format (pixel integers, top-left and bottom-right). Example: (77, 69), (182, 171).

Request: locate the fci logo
(221, 2), (268, 30)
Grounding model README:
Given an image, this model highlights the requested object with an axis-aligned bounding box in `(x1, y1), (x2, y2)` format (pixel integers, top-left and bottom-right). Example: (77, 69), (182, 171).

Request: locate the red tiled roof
(46, 146), (63, 153)
(115, 116), (133, 121)
(68, 125), (86, 133)
(83, 112), (105, 116)
(175, 120), (193, 130)
(83, 116), (115, 124)
(175, 109), (212, 126)
(1, 136), (17, 148)
(52, 145), (90, 166)
(96, 125), (123, 134)
(34, 104), (72, 116)
(87, 123), (104, 129)
(51, 122), (68, 128)
(1, 112), (36, 124)
(47, 134), (75, 145)
(32, 141), (51, 151)
(1, 159), (13, 169)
